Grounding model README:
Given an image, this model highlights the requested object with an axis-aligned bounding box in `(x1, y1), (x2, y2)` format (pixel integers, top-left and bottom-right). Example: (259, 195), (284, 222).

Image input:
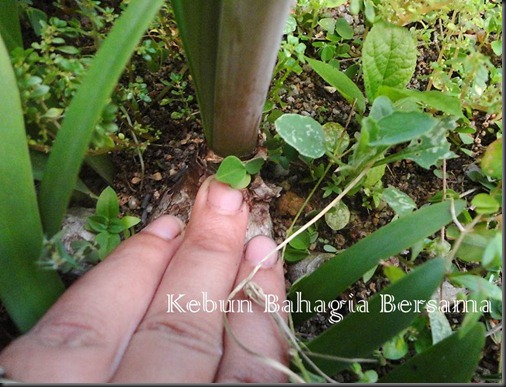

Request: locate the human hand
(0, 177), (288, 383)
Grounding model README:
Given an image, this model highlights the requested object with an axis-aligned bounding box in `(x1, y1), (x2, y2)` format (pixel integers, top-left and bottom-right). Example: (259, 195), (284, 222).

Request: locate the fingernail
(207, 179), (244, 213)
(245, 236), (279, 269)
(142, 215), (184, 241)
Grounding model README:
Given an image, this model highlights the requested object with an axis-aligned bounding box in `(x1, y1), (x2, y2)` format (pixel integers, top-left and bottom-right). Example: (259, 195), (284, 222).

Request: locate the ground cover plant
(0, 0), (502, 383)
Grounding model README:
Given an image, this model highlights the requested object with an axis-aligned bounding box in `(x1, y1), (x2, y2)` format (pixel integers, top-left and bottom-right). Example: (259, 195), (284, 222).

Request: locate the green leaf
(289, 200), (466, 324)
(323, 122), (350, 154)
(491, 40), (502, 56)
(378, 86), (463, 117)
(87, 215), (109, 233)
(402, 117), (457, 169)
(275, 114), (326, 159)
(382, 186), (417, 217)
(305, 259), (446, 374)
(382, 333), (409, 360)
(324, 201), (350, 231)
(383, 265), (405, 283)
(379, 323), (485, 383)
(85, 154), (117, 186)
(0, 35), (64, 333)
(288, 231), (311, 250)
(480, 138), (502, 179)
(370, 111), (437, 146)
(118, 216), (141, 230)
(96, 187), (120, 220)
(454, 228), (500, 264)
(30, 151), (96, 198)
(96, 232), (121, 260)
(24, 6), (47, 36)
(335, 17), (353, 39)
(451, 274), (502, 301)
(428, 309), (453, 344)
(307, 57), (365, 113)
(38, 0), (166, 237)
(471, 193), (500, 215)
(482, 232), (502, 268)
(369, 95), (395, 120)
(244, 157), (265, 175)
(107, 217), (140, 234)
(318, 17), (336, 33)
(56, 45), (80, 54)
(216, 155), (250, 189)
(0, 0), (23, 53)
(284, 246), (310, 263)
(362, 22), (417, 101)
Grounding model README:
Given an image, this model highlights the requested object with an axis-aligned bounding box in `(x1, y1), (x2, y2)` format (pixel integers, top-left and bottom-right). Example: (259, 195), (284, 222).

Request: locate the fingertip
(141, 215), (185, 241)
(244, 236), (279, 269)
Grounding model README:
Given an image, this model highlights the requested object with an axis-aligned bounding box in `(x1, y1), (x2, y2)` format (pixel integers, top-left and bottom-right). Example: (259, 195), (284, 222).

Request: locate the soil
(0, 1), (502, 383)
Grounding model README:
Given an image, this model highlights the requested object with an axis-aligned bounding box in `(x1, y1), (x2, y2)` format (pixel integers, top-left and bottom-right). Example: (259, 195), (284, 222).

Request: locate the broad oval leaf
(480, 138), (502, 179)
(362, 22), (417, 101)
(378, 86), (463, 117)
(275, 114), (326, 159)
(96, 186), (120, 219)
(382, 186), (417, 217)
(325, 201), (350, 231)
(371, 111), (437, 146)
(323, 122), (350, 154)
(244, 157), (265, 174)
(216, 155), (249, 189)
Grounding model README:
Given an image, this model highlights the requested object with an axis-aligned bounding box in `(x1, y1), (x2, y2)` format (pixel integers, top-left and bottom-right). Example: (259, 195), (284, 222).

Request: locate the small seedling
(86, 186), (140, 259)
(215, 155), (265, 189)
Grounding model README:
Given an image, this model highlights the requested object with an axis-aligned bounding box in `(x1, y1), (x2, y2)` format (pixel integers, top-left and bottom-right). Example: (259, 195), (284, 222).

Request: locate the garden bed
(0, 0), (502, 383)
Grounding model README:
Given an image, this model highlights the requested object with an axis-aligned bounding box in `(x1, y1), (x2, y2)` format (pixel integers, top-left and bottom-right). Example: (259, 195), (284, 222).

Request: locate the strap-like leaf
(379, 323), (485, 383)
(289, 200), (466, 324)
(38, 0), (165, 237)
(305, 259), (446, 375)
(0, 35), (64, 333)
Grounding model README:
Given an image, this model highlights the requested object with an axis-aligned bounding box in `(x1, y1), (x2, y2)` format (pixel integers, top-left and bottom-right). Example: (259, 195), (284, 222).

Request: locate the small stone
(277, 191), (311, 217)
(149, 172), (163, 181)
(128, 197), (140, 210)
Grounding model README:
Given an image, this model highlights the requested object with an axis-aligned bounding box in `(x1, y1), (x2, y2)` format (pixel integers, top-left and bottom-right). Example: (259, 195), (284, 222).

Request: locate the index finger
(0, 215), (184, 383)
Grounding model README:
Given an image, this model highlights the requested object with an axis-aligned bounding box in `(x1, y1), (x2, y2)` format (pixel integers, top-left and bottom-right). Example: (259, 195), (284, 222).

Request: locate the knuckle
(31, 314), (108, 348)
(186, 219), (245, 254)
(219, 368), (288, 384)
(136, 314), (223, 358)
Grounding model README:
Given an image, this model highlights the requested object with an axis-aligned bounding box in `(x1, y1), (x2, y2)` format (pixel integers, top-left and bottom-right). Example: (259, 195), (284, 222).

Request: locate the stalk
(172, 0), (292, 157)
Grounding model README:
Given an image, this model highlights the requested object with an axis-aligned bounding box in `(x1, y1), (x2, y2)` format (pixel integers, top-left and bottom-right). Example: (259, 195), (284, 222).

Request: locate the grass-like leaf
(289, 200), (466, 324)
(305, 259), (446, 375)
(379, 323), (485, 383)
(30, 151), (95, 198)
(0, 0), (23, 53)
(0, 35), (64, 333)
(306, 57), (365, 113)
(38, 0), (165, 237)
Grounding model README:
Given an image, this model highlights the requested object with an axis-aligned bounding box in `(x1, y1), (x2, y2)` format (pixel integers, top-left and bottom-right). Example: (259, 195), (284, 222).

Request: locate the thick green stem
(172, 0), (292, 157)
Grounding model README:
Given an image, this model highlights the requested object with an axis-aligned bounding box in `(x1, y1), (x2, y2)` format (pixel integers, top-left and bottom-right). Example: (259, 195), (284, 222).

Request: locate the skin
(0, 177), (288, 383)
